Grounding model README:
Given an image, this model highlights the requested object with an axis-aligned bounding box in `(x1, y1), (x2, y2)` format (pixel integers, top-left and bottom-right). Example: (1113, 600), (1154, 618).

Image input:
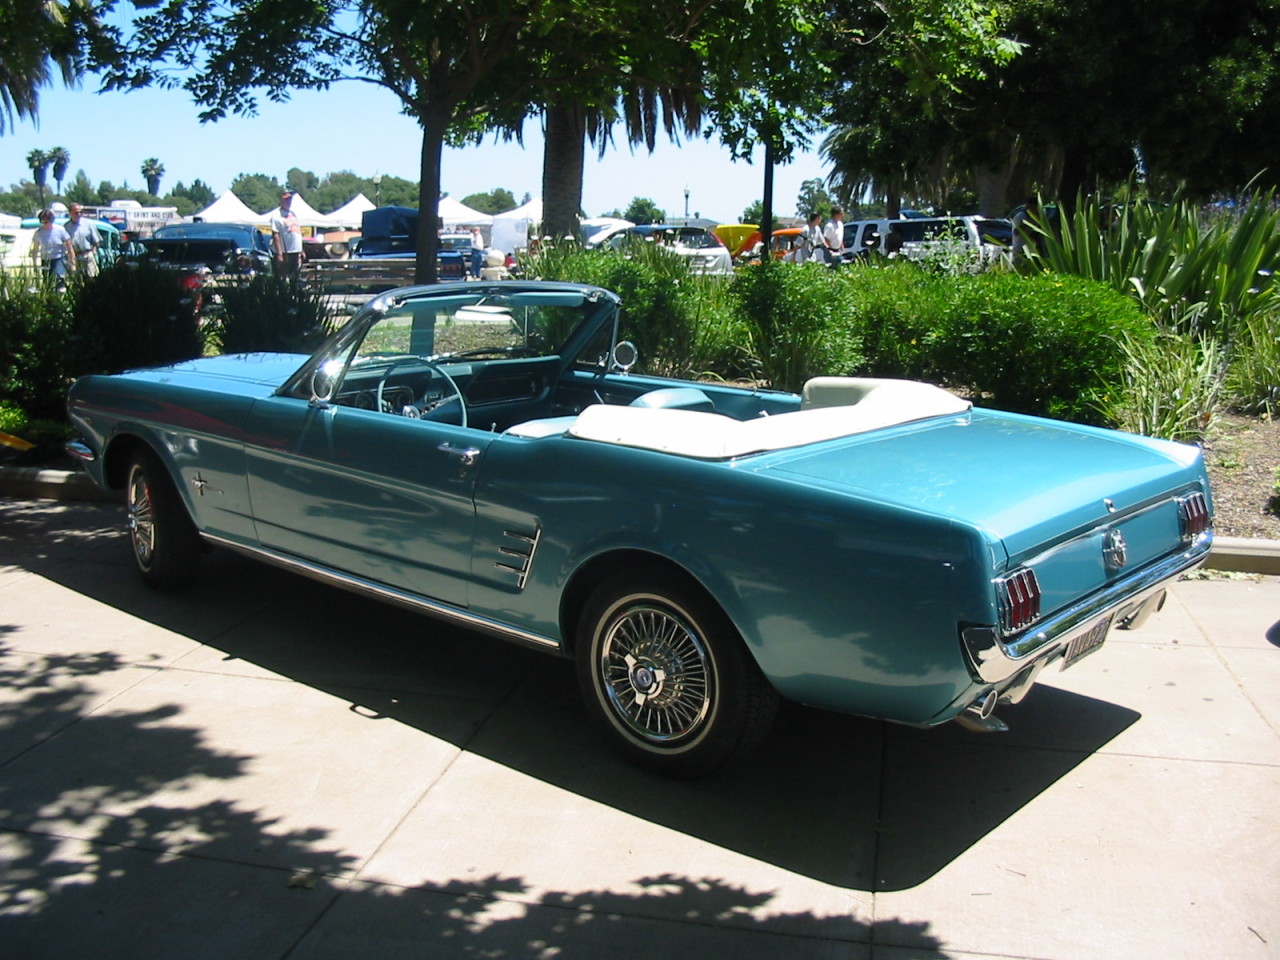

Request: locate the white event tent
(193, 190), (269, 226)
(491, 198), (542, 255)
(438, 196), (493, 227)
(327, 193), (376, 230)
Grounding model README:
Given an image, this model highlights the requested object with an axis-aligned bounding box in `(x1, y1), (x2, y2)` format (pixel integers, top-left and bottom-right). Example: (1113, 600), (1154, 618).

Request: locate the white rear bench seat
(559, 378), (971, 459)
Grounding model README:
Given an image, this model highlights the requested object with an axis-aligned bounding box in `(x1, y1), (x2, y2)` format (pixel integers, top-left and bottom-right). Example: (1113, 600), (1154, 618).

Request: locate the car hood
(761, 410), (1206, 560)
(121, 353), (306, 395)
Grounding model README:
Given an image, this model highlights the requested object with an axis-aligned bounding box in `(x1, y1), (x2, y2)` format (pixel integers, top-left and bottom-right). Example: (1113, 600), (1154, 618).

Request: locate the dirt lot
(1202, 412), (1280, 539)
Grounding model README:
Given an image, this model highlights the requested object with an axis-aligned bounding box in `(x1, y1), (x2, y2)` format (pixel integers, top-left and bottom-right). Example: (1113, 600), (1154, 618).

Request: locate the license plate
(1062, 614), (1112, 669)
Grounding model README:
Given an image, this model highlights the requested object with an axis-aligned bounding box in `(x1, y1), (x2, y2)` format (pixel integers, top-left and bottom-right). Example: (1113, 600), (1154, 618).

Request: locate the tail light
(181, 273), (204, 292)
(996, 567), (1041, 633)
(1178, 492), (1211, 542)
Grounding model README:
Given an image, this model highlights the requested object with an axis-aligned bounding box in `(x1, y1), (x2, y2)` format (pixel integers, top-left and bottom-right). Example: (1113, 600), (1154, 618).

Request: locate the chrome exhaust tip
(954, 690), (1009, 733)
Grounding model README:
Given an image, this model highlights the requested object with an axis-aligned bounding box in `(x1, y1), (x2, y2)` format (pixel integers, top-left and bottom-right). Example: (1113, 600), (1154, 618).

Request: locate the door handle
(437, 443), (481, 467)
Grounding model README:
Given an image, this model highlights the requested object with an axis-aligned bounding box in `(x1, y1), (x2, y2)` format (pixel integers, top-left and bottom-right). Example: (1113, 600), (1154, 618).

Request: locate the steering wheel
(375, 360), (468, 428)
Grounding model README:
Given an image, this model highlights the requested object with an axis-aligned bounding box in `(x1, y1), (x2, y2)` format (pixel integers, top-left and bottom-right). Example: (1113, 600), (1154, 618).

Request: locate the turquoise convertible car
(66, 281), (1213, 777)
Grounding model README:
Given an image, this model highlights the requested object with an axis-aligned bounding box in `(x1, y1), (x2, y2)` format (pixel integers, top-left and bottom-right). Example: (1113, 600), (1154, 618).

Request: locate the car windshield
(340, 288), (606, 364)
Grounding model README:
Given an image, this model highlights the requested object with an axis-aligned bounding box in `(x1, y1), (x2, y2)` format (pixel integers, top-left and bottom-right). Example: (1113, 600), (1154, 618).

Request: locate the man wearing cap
(269, 191), (303, 278)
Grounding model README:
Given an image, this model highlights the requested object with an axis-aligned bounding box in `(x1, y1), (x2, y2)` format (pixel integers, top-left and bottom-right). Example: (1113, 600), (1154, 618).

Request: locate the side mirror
(311, 357), (344, 404)
(611, 340), (638, 373)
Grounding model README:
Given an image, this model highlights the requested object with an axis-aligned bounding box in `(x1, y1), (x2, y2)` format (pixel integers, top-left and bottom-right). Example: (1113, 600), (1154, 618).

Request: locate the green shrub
(1093, 332), (1226, 442)
(1025, 190), (1280, 341)
(211, 275), (338, 355)
(65, 263), (206, 378)
(1226, 308), (1280, 417)
(837, 262), (940, 379)
(728, 259), (862, 392)
(519, 242), (745, 379)
(839, 266), (1152, 422)
(0, 271), (76, 421)
(934, 272), (1154, 422)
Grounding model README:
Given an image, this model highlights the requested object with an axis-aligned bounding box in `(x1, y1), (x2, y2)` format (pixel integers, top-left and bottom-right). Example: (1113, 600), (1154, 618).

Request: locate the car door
(243, 394), (491, 606)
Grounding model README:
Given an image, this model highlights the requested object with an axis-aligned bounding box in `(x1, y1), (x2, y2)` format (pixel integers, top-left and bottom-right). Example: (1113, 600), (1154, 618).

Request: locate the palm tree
(49, 146), (70, 195)
(141, 158), (165, 197)
(27, 149), (50, 207)
(1, 0), (96, 134)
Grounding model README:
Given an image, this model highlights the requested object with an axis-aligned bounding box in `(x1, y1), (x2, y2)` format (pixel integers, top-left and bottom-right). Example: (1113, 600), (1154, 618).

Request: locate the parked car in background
(596, 224), (733, 274)
(127, 221), (273, 312)
(844, 216), (1012, 262)
(66, 280), (1213, 778)
(132, 222), (272, 277)
(352, 206), (467, 279)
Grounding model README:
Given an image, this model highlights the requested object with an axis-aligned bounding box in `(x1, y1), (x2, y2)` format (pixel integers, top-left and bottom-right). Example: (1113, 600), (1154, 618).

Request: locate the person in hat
(269, 191), (303, 278)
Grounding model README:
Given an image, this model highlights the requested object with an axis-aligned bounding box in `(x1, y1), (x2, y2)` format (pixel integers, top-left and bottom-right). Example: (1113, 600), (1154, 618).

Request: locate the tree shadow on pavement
(2, 503), (1140, 898)
(0, 642), (949, 957)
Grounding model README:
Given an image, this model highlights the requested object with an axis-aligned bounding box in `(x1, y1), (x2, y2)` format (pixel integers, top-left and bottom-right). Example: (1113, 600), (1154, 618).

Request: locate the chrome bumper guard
(962, 536), (1212, 684)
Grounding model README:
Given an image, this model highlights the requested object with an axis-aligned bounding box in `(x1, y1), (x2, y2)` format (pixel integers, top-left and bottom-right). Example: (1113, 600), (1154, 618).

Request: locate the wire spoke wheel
(576, 571), (778, 778)
(599, 603), (713, 743)
(124, 448), (202, 589)
(127, 468), (157, 570)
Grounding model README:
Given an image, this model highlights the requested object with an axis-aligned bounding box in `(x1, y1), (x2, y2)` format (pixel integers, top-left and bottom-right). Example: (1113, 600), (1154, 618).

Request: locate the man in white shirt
(823, 206), (845, 261)
(269, 192), (303, 278)
(66, 203), (101, 276)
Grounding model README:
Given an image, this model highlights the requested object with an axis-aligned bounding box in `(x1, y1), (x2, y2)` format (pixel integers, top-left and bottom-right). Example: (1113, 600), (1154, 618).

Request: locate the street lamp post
(373, 173), (383, 207)
(683, 186), (690, 219)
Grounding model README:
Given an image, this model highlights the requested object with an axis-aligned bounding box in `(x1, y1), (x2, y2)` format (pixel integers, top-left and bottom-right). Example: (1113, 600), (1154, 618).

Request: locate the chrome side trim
(202, 533), (563, 652)
(962, 536), (1211, 683)
(494, 525), (541, 589)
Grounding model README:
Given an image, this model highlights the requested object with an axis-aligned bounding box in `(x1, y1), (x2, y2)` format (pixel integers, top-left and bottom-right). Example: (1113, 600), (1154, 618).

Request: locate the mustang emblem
(1103, 528), (1128, 570)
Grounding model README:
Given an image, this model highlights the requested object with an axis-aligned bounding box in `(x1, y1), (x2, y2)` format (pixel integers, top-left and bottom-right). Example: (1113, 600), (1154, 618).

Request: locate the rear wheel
(126, 448), (202, 589)
(575, 571), (779, 778)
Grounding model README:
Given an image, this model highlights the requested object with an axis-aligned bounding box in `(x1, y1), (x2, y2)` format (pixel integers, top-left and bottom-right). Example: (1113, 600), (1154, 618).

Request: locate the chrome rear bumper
(961, 536), (1212, 684)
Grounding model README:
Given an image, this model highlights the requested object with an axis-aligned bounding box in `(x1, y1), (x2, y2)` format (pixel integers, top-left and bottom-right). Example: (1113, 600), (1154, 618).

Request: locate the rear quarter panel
(472, 434), (989, 724)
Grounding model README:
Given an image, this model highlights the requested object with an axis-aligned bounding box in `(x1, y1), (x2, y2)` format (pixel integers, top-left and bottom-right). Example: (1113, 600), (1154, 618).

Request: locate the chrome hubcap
(128, 472), (156, 568)
(599, 604), (713, 744)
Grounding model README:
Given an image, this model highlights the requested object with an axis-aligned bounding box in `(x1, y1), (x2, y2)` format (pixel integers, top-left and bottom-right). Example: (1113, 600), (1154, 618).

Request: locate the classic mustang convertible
(67, 281), (1213, 777)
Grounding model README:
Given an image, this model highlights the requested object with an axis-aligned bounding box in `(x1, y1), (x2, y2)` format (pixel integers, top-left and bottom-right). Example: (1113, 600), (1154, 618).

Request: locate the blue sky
(7, 79), (832, 222)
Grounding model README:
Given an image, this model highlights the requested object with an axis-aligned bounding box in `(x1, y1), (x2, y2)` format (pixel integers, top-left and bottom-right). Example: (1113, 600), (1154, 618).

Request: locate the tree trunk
(542, 104), (585, 241)
(974, 164), (1012, 217)
(414, 112), (447, 285)
(760, 139), (775, 255)
(885, 186), (901, 219)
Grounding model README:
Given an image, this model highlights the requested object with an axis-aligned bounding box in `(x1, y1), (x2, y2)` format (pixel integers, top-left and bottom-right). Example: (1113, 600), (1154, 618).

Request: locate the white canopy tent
(490, 198), (542, 255)
(193, 190), (269, 226)
(438, 196), (493, 227)
(326, 193), (376, 229)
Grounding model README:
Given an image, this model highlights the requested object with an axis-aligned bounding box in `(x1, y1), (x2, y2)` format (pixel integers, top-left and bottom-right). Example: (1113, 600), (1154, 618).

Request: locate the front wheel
(575, 571), (779, 778)
(126, 448), (202, 589)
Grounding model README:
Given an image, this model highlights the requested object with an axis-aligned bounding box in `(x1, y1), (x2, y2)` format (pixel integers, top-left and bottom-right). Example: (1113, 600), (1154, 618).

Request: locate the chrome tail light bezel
(996, 567), (1042, 634)
(1177, 491), (1212, 543)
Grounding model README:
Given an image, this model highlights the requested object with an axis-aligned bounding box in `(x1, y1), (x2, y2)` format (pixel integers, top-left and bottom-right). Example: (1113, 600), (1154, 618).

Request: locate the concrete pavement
(0, 497), (1277, 959)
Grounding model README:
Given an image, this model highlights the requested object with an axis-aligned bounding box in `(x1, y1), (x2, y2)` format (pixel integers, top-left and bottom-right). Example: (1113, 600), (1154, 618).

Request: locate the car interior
(296, 287), (970, 457)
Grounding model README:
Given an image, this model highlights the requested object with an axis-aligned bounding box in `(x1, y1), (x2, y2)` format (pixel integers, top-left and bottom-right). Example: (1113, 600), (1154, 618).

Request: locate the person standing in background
(30, 209), (75, 286)
(469, 226), (485, 279)
(269, 192), (303, 278)
(67, 204), (101, 276)
(823, 206), (846, 261)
